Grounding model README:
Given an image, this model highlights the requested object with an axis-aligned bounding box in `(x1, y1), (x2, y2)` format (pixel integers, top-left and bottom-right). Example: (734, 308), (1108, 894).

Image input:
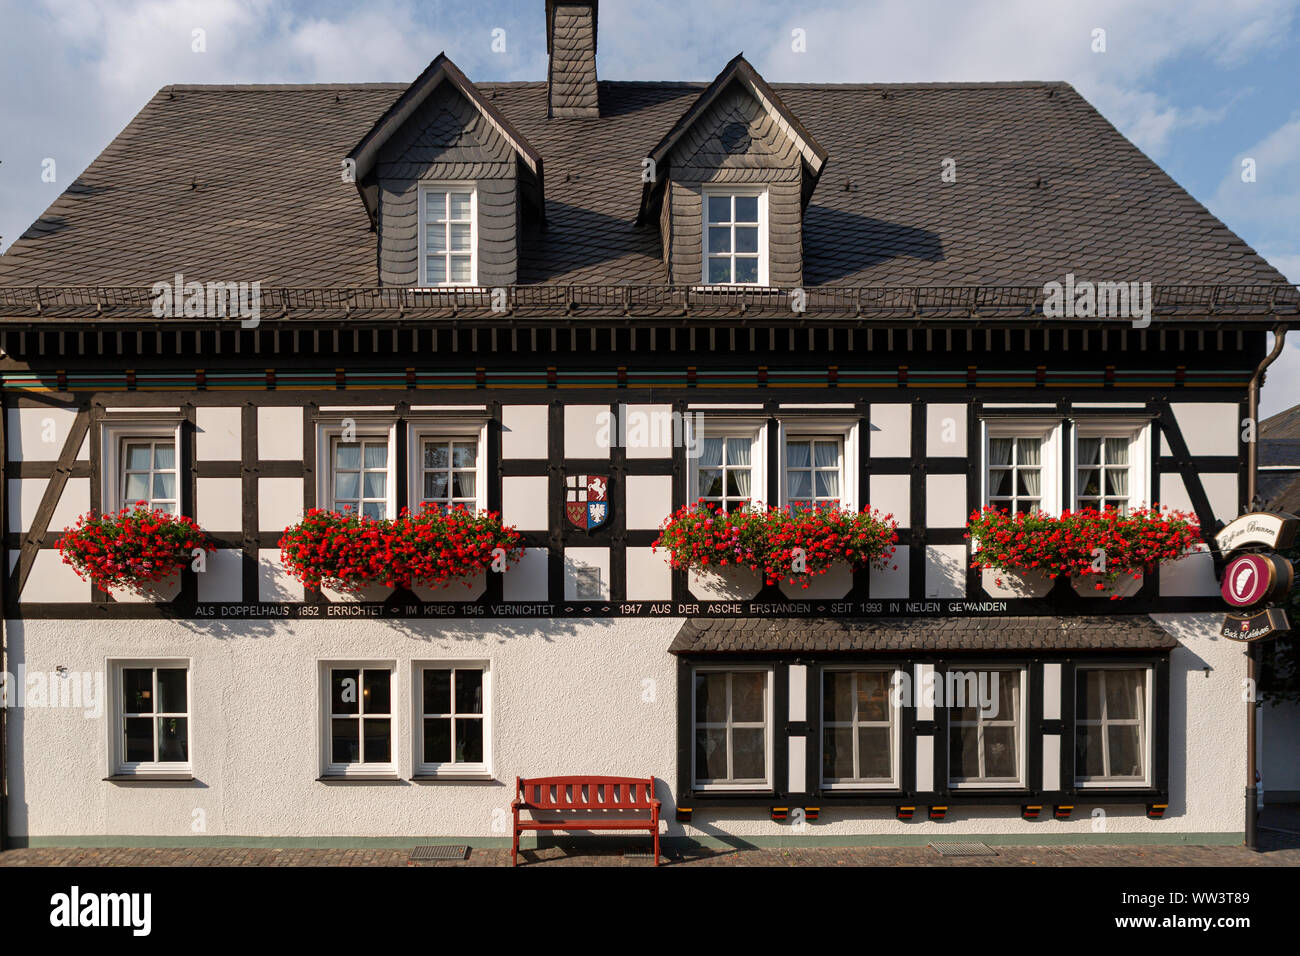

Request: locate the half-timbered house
(1, 1), (1297, 850)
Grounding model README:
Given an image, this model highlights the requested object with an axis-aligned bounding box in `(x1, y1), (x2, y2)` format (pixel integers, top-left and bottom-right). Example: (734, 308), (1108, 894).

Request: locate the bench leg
(511, 812), (519, 867)
(654, 825), (660, 867)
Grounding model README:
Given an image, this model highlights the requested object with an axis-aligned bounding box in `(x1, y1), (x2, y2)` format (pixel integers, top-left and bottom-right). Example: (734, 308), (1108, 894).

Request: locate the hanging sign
(1221, 607), (1292, 642)
(1214, 511), (1300, 556)
(1221, 552), (1295, 607)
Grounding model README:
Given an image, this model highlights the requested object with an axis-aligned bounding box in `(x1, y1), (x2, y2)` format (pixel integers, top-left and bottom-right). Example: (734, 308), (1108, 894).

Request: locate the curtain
(699, 438), (723, 468)
(815, 441), (840, 499)
(1017, 438), (1041, 497)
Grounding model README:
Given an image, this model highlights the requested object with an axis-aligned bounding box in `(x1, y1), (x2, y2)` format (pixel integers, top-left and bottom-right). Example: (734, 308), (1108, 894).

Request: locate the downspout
(1245, 323), (1287, 851)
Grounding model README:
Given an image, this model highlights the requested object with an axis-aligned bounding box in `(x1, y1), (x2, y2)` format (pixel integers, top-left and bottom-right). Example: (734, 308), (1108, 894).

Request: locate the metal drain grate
(409, 845), (468, 861)
(929, 842), (997, 857)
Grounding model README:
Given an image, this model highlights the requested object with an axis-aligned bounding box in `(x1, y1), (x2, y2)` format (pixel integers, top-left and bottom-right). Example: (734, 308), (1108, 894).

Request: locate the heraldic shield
(565, 474), (609, 530)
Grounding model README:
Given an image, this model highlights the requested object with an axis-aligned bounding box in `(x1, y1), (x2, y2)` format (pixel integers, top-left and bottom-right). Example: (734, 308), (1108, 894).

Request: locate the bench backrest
(516, 776), (657, 810)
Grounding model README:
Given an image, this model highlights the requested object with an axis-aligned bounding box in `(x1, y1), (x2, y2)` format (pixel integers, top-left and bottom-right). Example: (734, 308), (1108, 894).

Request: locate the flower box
(655, 502), (899, 593)
(689, 565), (764, 601)
(58, 506), (212, 598)
(968, 506), (1200, 602)
(279, 505), (522, 593)
(980, 567), (1054, 599)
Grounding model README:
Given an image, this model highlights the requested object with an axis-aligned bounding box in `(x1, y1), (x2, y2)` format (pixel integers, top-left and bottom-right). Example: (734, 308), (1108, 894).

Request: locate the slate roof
(1261, 406), (1300, 443)
(668, 615), (1179, 654)
(0, 78), (1289, 288)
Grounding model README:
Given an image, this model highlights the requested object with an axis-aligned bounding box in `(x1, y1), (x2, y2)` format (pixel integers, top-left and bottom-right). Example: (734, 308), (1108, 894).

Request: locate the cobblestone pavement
(4, 808), (1297, 867)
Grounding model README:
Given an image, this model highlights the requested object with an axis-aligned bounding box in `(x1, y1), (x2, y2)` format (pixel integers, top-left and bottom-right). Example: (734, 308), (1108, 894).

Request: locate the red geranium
(653, 501), (899, 589)
(278, 504), (523, 591)
(58, 504), (213, 594)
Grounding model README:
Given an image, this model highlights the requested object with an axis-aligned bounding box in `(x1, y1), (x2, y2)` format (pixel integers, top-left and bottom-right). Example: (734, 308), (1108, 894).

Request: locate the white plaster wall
(4, 613), (1244, 841)
(1262, 698), (1300, 799)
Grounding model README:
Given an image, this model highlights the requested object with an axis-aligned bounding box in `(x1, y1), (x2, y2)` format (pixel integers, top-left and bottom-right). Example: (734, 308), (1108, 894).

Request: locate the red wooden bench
(512, 775), (661, 866)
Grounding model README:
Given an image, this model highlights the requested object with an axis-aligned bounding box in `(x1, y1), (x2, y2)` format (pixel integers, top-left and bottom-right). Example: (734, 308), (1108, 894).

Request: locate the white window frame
(820, 667), (902, 790)
(1075, 664), (1154, 788)
(1071, 419), (1151, 513)
(317, 421), (397, 519)
(413, 661), (492, 779)
(948, 666), (1028, 789)
(102, 420), (183, 513)
(319, 661), (398, 777)
(691, 665), (774, 791)
(686, 416), (768, 511)
(700, 186), (769, 286)
(779, 418), (859, 512)
(407, 419), (489, 514)
(108, 659), (193, 777)
(980, 419), (1063, 515)
(418, 182), (478, 287)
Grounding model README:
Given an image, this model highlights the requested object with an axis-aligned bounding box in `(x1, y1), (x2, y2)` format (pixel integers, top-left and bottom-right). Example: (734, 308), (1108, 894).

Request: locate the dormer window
(419, 184), (477, 286)
(703, 188), (767, 285)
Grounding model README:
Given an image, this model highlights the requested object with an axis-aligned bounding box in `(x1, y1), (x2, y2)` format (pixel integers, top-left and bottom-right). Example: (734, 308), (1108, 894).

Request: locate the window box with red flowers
(278, 505), (523, 598)
(57, 505), (213, 600)
(654, 502), (900, 597)
(967, 506), (1202, 601)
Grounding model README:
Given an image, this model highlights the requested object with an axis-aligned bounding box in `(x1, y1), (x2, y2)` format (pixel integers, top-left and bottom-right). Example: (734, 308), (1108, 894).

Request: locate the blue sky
(2, 0), (1298, 411)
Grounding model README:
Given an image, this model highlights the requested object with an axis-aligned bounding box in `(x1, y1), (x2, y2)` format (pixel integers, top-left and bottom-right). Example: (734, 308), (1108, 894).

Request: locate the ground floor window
(111, 661), (190, 775)
(692, 668), (771, 789)
(322, 663), (395, 776)
(416, 663), (489, 776)
(821, 669), (898, 788)
(1075, 666), (1151, 785)
(949, 668), (1024, 787)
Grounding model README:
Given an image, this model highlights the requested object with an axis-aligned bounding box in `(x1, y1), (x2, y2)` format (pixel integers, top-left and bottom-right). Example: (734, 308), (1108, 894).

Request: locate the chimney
(546, 0), (598, 117)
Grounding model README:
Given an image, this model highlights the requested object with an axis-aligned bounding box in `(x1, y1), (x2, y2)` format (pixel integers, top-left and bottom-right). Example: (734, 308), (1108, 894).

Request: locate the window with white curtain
(1076, 667), (1151, 785)
(822, 669), (899, 788)
(786, 437), (843, 511)
(697, 435), (754, 512)
(692, 667), (772, 789)
(1073, 423), (1149, 512)
(987, 436), (1043, 513)
(949, 668), (1025, 787)
(419, 185), (476, 286)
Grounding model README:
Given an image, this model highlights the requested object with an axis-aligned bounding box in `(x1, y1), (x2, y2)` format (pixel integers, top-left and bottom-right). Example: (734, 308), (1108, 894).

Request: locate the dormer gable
(347, 53), (544, 287)
(638, 54), (828, 287)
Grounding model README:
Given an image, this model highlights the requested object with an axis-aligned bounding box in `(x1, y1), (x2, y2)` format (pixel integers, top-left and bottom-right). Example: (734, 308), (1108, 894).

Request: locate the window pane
(734, 195), (758, 222)
(426, 191), (446, 221)
(449, 256), (472, 283)
(695, 672), (728, 723)
(425, 442), (449, 469)
(424, 718), (451, 763)
(1077, 726), (1104, 778)
(334, 471), (360, 501)
(427, 257), (447, 284)
(787, 470), (811, 500)
(988, 438), (1013, 466)
(154, 443), (176, 469)
(1079, 469), (1101, 497)
(363, 443), (387, 469)
(731, 728), (766, 779)
(448, 222), (472, 252)
(451, 442), (477, 467)
(152, 473), (176, 500)
(695, 727), (727, 780)
(1105, 670), (1141, 719)
(455, 669), (483, 714)
(994, 671), (1018, 720)
(857, 726), (892, 779)
(424, 473), (449, 500)
(708, 226), (731, 253)
(725, 437), (751, 466)
(362, 472), (387, 499)
(857, 672), (890, 722)
(334, 443), (360, 469)
(988, 469), (1011, 497)
(724, 470), (747, 497)
(824, 672), (854, 722)
(123, 669), (153, 713)
(331, 718), (360, 763)
(1105, 437), (1129, 465)
(448, 192), (472, 220)
(731, 672), (765, 723)
(1016, 438), (1042, 465)
(734, 226), (758, 253)
(124, 718), (153, 763)
(362, 670), (390, 715)
(362, 502), (383, 519)
(427, 225), (447, 252)
(1077, 437), (1101, 466)
(707, 257), (730, 283)
(983, 726), (1018, 778)
(1107, 725), (1143, 777)
(363, 718), (391, 762)
(331, 669), (360, 715)
(455, 717), (484, 763)
(423, 669), (452, 714)
(698, 438), (723, 468)
(950, 725), (979, 779)
(815, 470), (839, 498)
(124, 473), (150, 501)
(707, 195), (730, 222)
(699, 469), (723, 498)
(157, 717), (188, 762)
(450, 472), (476, 500)
(786, 441), (811, 468)
(734, 257), (758, 283)
(125, 443), (153, 470)
(824, 726), (853, 779)
(156, 669), (187, 713)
